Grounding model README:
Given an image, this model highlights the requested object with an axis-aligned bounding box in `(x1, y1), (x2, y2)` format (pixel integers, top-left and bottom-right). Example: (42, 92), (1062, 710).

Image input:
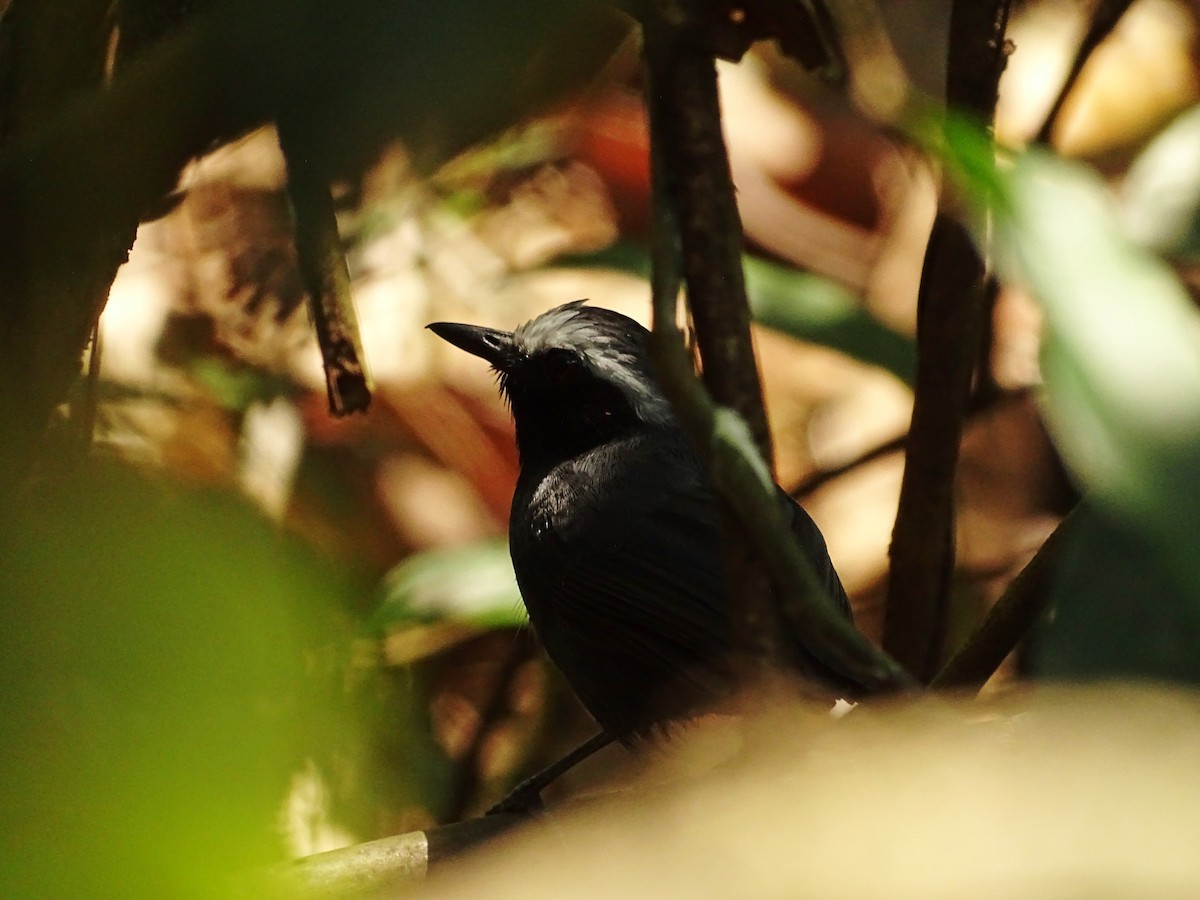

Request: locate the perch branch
(256, 814), (526, 897)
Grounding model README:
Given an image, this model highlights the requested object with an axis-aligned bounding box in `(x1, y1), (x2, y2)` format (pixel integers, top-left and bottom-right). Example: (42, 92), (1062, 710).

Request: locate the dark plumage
(429, 301), (858, 744)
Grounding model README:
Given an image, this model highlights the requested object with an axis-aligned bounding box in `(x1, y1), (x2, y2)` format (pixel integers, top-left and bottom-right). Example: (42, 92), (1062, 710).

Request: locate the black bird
(428, 301), (858, 810)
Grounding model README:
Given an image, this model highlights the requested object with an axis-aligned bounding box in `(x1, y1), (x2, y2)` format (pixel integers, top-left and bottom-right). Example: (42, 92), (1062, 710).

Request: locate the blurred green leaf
(190, 357), (296, 412)
(1119, 103), (1200, 262)
(908, 104), (1012, 219)
(935, 125), (1200, 682)
(1028, 502), (1200, 685)
(373, 540), (526, 633)
(0, 461), (352, 897)
(560, 244), (915, 383)
(987, 150), (1200, 588)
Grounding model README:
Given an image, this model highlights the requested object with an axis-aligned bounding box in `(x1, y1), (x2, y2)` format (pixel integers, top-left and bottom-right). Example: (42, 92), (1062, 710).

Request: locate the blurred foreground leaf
(935, 121), (1200, 682)
(1028, 501), (1200, 685)
(1119, 103), (1200, 262)
(0, 462), (352, 898)
(988, 150), (1200, 594)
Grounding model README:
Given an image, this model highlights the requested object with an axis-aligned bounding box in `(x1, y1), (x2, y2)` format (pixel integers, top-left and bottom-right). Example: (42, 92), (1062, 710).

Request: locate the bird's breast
(513, 436), (645, 544)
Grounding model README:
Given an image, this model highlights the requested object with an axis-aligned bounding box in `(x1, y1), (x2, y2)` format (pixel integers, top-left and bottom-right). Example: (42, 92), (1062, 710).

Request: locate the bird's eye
(544, 350), (584, 383)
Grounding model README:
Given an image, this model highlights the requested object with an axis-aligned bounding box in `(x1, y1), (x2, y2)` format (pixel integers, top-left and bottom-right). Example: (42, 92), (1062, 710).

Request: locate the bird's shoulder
(511, 428), (710, 547)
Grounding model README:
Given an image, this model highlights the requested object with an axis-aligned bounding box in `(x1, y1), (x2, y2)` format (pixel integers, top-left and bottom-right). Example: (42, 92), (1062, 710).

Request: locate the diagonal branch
(1034, 0), (1136, 146)
(932, 508), (1078, 691)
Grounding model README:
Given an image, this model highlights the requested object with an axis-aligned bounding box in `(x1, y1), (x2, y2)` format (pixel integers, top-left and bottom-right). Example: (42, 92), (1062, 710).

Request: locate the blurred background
(6, 0), (1200, 893)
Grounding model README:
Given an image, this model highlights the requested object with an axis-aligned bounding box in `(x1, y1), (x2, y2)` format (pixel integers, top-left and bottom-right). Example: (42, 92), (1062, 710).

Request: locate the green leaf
(990, 149), (1200, 594)
(907, 104), (1012, 219)
(190, 357), (295, 412)
(926, 113), (1200, 683)
(373, 540), (526, 633)
(1027, 502), (1200, 685)
(926, 117), (1200, 573)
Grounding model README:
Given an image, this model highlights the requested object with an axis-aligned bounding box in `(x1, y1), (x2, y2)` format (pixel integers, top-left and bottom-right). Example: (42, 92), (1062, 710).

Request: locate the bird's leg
(486, 730), (617, 816)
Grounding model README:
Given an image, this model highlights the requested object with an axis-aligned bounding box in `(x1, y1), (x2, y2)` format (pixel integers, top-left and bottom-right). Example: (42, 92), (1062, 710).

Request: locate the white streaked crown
(512, 301), (675, 426)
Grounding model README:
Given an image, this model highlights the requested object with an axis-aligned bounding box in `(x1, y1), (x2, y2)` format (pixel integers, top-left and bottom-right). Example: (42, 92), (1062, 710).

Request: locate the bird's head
(428, 301), (674, 466)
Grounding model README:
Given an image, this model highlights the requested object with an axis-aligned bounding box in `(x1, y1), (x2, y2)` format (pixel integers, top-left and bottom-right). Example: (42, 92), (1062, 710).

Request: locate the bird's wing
(514, 434), (862, 733)
(779, 488), (853, 619)
(513, 439), (734, 732)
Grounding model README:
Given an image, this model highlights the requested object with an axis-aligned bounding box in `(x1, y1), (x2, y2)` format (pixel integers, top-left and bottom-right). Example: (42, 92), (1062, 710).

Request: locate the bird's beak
(426, 321), (519, 370)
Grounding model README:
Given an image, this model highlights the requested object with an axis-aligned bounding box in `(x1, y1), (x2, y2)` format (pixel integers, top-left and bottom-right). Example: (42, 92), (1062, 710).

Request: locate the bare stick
(932, 508), (1077, 691)
(278, 123), (372, 415)
(882, 0), (1013, 682)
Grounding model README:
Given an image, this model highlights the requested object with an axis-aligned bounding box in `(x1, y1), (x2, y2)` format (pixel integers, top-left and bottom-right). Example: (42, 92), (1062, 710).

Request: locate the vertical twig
(640, 2), (914, 692)
(641, 0), (781, 671)
(642, 4), (772, 460)
(278, 123), (373, 415)
(78, 322), (103, 453)
(883, 0), (1012, 682)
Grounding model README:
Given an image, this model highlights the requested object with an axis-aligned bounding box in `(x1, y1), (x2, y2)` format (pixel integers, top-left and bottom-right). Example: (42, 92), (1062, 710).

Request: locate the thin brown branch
(945, 0), (1014, 120)
(795, 386), (1033, 499)
(883, 218), (988, 679)
(972, 274), (1003, 405)
(882, 0), (1012, 683)
(641, 6), (914, 693)
(1034, 0), (1136, 146)
(642, 4), (771, 462)
(932, 507), (1078, 691)
(278, 123), (372, 415)
(641, 0), (782, 670)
